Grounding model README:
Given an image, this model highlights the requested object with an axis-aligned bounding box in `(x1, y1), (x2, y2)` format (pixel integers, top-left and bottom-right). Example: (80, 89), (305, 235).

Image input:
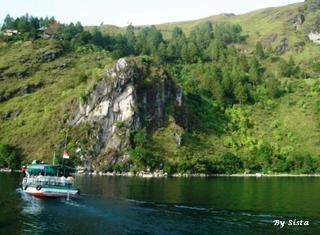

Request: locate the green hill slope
(92, 1), (318, 61)
(1, 1), (320, 174)
(0, 40), (113, 160)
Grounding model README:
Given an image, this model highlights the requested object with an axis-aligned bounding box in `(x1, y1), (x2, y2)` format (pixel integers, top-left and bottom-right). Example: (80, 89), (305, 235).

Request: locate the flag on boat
(63, 150), (70, 159)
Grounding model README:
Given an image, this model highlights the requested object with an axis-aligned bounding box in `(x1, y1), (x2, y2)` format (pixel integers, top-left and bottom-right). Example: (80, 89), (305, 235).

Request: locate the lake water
(1, 173), (320, 234)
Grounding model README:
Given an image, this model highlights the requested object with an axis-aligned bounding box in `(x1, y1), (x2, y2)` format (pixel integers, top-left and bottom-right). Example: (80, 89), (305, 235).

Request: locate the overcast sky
(1, 0), (303, 27)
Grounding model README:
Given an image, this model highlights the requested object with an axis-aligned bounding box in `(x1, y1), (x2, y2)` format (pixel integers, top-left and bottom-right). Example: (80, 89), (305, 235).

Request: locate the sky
(1, 0), (303, 27)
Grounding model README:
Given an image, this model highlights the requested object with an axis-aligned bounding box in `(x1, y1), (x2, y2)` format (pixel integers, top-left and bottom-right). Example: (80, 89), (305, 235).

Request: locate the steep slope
(69, 57), (183, 172)
(0, 40), (113, 161)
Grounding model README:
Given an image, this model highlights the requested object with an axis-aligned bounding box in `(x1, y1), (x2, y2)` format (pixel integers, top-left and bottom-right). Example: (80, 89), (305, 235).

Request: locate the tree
(249, 57), (262, 85)
(172, 27), (184, 40)
(0, 144), (21, 170)
(166, 42), (178, 61)
(2, 14), (15, 30)
(189, 22), (213, 50)
(278, 57), (298, 78)
(206, 40), (225, 61)
(125, 24), (136, 55)
(91, 27), (104, 46)
(17, 16), (30, 34)
(157, 42), (168, 62)
(266, 77), (282, 98)
(129, 129), (161, 170)
(255, 41), (265, 59)
(219, 153), (243, 174)
(181, 42), (198, 63)
(234, 82), (248, 104)
(136, 26), (164, 55)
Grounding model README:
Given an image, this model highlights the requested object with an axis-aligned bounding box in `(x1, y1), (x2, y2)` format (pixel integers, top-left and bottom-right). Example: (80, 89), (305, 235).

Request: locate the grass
(0, 39), (114, 161)
(153, 78), (320, 162)
(248, 78), (320, 156)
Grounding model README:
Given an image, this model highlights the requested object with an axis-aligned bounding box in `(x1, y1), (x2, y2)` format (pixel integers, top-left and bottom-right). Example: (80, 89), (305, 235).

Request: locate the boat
(22, 162), (80, 198)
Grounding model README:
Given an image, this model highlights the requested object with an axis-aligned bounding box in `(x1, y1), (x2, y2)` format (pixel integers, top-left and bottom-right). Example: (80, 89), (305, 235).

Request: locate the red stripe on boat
(31, 192), (67, 198)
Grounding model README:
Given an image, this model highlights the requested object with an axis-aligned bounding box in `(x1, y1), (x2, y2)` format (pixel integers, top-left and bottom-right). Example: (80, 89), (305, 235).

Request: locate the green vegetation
(0, 144), (21, 170)
(1, 1), (320, 173)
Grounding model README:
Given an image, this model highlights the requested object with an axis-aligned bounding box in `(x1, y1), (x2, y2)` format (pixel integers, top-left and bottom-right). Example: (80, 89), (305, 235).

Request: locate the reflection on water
(19, 189), (44, 215)
(1, 174), (320, 234)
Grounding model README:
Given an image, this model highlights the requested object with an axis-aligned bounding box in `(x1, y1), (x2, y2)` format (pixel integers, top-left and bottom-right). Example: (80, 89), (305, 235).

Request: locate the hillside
(0, 40), (113, 160)
(93, 1), (318, 61)
(1, 0), (320, 174)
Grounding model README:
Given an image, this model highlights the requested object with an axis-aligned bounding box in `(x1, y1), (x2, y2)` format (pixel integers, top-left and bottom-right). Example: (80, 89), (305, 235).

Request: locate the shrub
(315, 100), (320, 113)
(112, 161), (130, 172)
(0, 144), (21, 170)
(287, 152), (318, 174)
(218, 152), (243, 174)
(271, 154), (288, 173)
(129, 129), (162, 170)
(266, 77), (282, 98)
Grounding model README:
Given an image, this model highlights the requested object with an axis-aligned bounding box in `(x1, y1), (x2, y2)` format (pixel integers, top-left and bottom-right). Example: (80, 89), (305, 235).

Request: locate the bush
(286, 152), (318, 174)
(112, 161), (130, 172)
(315, 99), (320, 113)
(0, 144), (21, 170)
(163, 161), (177, 174)
(218, 152), (243, 174)
(271, 154), (288, 173)
(176, 154), (218, 174)
(266, 77), (282, 98)
(129, 129), (162, 170)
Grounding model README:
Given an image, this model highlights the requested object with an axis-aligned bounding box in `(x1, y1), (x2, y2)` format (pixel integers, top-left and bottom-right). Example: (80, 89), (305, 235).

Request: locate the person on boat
(67, 176), (74, 182)
(67, 176), (74, 185)
(60, 175), (67, 186)
(21, 166), (27, 177)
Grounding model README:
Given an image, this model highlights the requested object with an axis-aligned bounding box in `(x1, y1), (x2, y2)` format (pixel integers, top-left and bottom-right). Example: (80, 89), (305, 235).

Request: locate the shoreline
(2, 168), (320, 178)
(76, 171), (320, 178)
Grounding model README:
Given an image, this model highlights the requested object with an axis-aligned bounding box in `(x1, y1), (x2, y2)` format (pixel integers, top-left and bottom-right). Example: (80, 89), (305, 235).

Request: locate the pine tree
(249, 57), (262, 85)
(255, 41), (265, 59)
(266, 77), (282, 98)
(234, 82), (248, 104)
(2, 14), (15, 30)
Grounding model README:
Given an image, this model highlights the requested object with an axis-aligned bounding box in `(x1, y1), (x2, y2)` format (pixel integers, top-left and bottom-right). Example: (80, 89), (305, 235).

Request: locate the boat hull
(23, 186), (79, 198)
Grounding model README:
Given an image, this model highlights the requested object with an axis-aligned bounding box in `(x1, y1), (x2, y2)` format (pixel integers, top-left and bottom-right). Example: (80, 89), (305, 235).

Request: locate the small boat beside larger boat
(22, 162), (80, 198)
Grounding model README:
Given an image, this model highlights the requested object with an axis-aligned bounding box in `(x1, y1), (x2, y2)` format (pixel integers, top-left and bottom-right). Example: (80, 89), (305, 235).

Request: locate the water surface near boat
(1, 173), (320, 234)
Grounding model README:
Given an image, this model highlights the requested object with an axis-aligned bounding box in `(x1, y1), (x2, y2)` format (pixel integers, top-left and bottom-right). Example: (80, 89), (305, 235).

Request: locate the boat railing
(23, 176), (74, 188)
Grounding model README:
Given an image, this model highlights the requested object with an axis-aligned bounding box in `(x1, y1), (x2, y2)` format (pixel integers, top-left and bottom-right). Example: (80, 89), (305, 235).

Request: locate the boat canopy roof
(27, 163), (76, 176)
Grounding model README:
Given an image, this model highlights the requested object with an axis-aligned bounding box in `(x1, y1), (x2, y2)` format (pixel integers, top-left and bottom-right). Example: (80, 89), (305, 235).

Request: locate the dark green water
(1, 173), (320, 234)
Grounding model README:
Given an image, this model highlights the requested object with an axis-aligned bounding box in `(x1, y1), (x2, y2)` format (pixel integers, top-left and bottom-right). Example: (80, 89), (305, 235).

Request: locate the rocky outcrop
(37, 50), (60, 63)
(36, 44), (63, 63)
(220, 13), (235, 17)
(306, 0), (320, 11)
(0, 109), (21, 120)
(291, 14), (305, 30)
(293, 41), (306, 52)
(275, 37), (288, 55)
(71, 57), (183, 172)
(0, 83), (43, 103)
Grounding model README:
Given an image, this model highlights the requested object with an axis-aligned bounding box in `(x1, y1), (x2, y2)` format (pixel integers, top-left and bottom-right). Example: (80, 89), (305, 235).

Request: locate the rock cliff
(71, 57), (183, 172)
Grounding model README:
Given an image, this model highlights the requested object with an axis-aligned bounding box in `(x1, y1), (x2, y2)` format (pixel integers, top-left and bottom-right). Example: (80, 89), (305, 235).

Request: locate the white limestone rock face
(71, 57), (184, 172)
(70, 58), (138, 172)
(308, 32), (320, 44)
